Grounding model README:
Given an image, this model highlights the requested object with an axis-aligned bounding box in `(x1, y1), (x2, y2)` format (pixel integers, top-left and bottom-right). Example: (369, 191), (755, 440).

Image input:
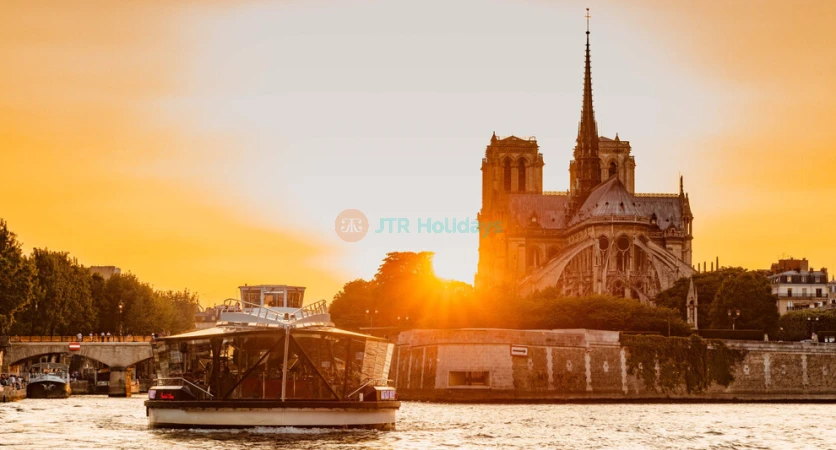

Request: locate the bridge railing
(7, 335), (154, 343)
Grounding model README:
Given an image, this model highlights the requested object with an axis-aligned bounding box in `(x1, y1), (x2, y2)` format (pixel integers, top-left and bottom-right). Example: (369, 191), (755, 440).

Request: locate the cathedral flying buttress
(475, 18), (694, 303)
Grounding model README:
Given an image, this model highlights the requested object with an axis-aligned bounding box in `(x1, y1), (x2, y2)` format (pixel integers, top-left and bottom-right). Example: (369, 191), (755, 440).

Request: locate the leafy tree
(160, 289), (201, 334)
(109, 273), (159, 335)
(519, 289), (691, 336)
(89, 272), (107, 326)
(709, 271), (779, 332)
(67, 263), (97, 334)
(777, 309), (836, 341)
(13, 249), (95, 335)
(330, 252), (482, 330)
(0, 220), (35, 334)
(372, 251), (442, 328)
(93, 273), (199, 336)
(654, 267), (747, 327)
(329, 279), (375, 329)
(427, 280), (479, 329)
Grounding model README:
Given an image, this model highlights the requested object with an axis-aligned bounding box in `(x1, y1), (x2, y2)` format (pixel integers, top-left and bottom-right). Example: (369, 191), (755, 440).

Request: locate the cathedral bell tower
(475, 132), (544, 288)
(567, 10), (602, 220)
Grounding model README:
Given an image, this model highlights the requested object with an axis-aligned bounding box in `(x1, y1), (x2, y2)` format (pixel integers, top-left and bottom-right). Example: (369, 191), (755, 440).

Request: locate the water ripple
(0, 397), (832, 449)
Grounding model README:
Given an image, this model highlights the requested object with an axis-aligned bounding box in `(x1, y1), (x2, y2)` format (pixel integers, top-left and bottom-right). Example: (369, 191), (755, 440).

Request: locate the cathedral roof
(497, 135), (536, 143)
(569, 176), (642, 225)
(635, 196), (683, 232)
(508, 194), (568, 229)
(490, 135), (538, 147)
(564, 177), (685, 231)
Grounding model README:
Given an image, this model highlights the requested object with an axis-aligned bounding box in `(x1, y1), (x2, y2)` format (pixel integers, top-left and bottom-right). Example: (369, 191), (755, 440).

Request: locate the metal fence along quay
(7, 336), (154, 343)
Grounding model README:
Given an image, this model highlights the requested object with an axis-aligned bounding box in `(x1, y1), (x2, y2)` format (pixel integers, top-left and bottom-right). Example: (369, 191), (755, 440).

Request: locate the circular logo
(335, 209), (369, 242)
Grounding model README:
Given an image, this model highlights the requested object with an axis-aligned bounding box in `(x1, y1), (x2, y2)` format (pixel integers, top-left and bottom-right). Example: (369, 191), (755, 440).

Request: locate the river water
(0, 396), (831, 449)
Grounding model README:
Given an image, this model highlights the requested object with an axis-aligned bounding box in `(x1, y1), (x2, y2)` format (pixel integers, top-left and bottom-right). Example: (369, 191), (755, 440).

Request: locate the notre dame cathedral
(475, 25), (695, 303)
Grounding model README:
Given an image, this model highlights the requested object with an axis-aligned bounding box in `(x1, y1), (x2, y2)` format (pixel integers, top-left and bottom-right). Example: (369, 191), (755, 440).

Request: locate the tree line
(0, 219), (199, 336)
(328, 251), (798, 338)
(328, 251), (692, 336)
(653, 267), (781, 334)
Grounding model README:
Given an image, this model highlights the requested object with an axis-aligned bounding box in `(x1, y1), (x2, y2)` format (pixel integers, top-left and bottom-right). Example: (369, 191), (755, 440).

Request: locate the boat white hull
(146, 401), (399, 430)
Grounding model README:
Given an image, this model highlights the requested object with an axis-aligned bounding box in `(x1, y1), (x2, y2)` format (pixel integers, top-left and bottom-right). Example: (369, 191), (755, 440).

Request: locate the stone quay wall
(394, 329), (836, 402)
(1, 386), (25, 403)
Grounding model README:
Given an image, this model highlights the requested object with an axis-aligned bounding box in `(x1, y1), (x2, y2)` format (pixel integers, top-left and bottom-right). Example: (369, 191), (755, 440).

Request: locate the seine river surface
(0, 396), (832, 449)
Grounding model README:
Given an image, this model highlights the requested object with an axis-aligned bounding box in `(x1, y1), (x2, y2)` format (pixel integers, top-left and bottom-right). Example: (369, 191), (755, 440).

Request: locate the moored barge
(27, 362), (71, 399)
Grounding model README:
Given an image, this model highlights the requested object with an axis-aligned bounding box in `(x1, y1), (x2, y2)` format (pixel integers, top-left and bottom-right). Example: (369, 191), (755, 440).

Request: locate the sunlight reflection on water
(0, 396), (831, 449)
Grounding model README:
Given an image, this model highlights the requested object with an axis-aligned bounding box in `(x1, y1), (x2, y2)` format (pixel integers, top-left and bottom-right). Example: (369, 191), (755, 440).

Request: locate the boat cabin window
(264, 293), (280, 308)
(244, 289), (260, 305)
(287, 291), (304, 308)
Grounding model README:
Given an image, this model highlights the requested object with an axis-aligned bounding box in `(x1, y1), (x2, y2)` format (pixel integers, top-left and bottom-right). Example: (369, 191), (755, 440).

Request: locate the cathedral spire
(567, 8), (602, 219)
(576, 7), (599, 159)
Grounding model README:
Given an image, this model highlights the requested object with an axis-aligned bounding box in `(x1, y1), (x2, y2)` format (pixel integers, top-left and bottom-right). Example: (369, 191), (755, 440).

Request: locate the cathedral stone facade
(475, 27), (694, 302)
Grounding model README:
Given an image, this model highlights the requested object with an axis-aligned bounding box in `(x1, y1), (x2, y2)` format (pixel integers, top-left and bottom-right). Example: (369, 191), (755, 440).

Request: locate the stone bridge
(1, 341), (153, 370)
(1, 338), (155, 397)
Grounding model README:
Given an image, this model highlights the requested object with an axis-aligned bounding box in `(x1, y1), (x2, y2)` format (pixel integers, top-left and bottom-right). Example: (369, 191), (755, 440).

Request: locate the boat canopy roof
(157, 326), (388, 343)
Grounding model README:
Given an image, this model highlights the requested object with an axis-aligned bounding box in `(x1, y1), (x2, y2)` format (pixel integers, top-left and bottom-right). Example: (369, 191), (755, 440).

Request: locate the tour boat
(26, 362), (71, 399)
(145, 285), (399, 429)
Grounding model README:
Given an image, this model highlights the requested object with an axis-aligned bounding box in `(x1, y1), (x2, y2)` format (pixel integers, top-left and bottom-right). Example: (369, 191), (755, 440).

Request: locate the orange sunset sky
(2, 1), (835, 304)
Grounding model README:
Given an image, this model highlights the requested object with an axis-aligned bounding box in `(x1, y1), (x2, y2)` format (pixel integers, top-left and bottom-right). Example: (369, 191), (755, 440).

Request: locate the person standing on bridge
(100, 332), (105, 342)
(106, 332), (111, 342)
(77, 332), (82, 342)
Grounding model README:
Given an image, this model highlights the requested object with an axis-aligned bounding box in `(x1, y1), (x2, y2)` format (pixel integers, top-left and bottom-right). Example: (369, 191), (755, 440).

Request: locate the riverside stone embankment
(1, 386), (25, 402)
(394, 329), (836, 402)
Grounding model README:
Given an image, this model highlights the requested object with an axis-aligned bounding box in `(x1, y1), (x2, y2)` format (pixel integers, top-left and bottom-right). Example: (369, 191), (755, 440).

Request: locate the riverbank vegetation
(621, 334), (744, 393)
(777, 309), (836, 341)
(0, 219), (199, 336)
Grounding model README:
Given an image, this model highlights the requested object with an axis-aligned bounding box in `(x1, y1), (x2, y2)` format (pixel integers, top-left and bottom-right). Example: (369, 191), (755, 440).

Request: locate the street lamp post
(119, 301), (124, 340)
(365, 309), (378, 328)
(808, 316), (820, 339)
(727, 308), (740, 330)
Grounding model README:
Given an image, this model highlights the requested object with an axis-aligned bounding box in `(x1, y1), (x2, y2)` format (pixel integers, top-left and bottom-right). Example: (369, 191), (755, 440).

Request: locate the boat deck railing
(155, 377), (214, 400)
(219, 299), (330, 328)
(28, 372), (68, 383)
(28, 363), (69, 383)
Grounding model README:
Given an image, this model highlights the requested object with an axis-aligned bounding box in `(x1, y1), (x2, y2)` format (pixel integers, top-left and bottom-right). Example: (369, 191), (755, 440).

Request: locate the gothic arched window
(518, 158), (527, 192)
(609, 161), (617, 178)
(616, 235), (630, 271)
(503, 157), (512, 191)
(598, 236), (609, 251)
(526, 246), (542, 268)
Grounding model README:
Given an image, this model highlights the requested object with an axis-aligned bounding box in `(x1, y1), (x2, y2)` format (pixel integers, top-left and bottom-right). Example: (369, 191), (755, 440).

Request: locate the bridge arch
(3, 342), (153, 370)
